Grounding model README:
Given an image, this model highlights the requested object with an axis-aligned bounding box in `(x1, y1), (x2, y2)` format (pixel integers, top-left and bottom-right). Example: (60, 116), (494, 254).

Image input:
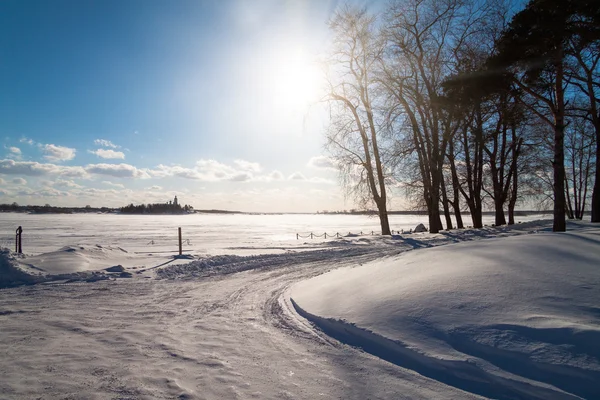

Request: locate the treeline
(0, 203), (114, 214)
(120, 202), (193, 214)
(325, 0), (599, 233)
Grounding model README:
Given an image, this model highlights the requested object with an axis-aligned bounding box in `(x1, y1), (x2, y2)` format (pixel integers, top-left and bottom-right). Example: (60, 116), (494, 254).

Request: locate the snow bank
(156, 246), (376, 279)
(0, 249), (43, 288)
(15, 245), (134, 275)
(0, 245), (165, 287)
(291, 224), (600, 399)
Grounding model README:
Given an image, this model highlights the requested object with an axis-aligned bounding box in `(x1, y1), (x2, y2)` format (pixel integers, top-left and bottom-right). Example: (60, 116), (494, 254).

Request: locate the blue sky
(1, 0), (381, 212)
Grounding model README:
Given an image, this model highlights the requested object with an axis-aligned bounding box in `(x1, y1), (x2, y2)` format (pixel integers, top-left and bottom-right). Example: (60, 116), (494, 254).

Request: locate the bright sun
(269, 48), (322, 111)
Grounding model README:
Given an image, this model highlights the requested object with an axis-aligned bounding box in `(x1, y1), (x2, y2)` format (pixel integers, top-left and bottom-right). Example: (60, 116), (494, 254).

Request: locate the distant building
(174, 196), (178, 206)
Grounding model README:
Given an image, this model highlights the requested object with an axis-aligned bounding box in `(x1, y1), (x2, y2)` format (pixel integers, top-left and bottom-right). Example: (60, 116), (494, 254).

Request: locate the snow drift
(291, 225), (600, 399)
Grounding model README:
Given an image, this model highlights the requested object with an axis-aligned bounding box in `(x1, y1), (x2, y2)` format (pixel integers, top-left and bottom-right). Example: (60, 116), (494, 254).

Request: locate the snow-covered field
(0, 212), (548, 257)
(1, 213), (598, 399)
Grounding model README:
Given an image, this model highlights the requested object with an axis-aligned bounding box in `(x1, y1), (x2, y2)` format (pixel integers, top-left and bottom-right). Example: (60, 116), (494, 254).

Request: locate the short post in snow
(178, 227), (182, 256)
(15, 226), (23, 254)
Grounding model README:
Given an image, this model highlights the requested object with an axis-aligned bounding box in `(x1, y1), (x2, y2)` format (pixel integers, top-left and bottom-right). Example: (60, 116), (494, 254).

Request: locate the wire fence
(296, 229), (411, 239)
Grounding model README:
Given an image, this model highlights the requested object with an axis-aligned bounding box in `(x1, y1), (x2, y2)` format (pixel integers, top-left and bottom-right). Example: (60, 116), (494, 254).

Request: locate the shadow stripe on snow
(289, 298), (580, 400)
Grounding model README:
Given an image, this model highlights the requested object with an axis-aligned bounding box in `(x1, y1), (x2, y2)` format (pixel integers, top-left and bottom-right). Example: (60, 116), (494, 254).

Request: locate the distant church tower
(173, 196), (178, 206)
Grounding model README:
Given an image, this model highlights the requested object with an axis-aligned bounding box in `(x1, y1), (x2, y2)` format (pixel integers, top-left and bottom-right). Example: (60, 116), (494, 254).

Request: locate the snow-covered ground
(1, 215), (598, 399)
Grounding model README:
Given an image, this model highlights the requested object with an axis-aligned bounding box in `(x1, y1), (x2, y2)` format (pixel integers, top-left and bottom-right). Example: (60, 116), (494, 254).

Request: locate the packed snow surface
(0, 214), (598, 399)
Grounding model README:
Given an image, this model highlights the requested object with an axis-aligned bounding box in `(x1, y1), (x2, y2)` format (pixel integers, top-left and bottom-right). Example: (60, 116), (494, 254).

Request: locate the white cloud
(234, 159), (261, 173)
(102, 181), (125, 189)
(268, 170), (284, 181)
(0, 178), (5, 184)
(19, 137), (35, 145)
(150, 159), (263, 182)
(54, 179), (83, 189)
(0, 159), (88, 178)
(4, 146), (22, 160)
(307, 156), (337, 170)
(146, 185), (163, 191)
(8, 147), (21, 155)
(34, 188), (71, 197)
(288, 172), (306, 180)
(59, 166), (88, 178)
(141, 161), (333, 184)
(94, 139), (119, 148)
(287, 171), (333, 184)
(88, 149), (126, 159)
(85, 163), (150, 179)
(196, 159), (239, 180)
(151, 164), (203, 180)
(307, 177), (335, 184)
(12, 177), (27, 185)
(43, 144), (76, 162)
(230, 172), (253, 182)
(76, 188), (121, 197)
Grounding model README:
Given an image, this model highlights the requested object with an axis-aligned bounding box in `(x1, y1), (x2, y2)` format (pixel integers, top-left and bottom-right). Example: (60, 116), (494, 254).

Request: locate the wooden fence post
(15, 226), (22, 254)
(178, 227), (182, 256)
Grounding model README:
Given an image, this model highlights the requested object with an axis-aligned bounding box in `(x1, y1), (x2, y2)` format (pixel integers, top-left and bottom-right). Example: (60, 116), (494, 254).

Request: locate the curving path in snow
(0, 248), (483, 399)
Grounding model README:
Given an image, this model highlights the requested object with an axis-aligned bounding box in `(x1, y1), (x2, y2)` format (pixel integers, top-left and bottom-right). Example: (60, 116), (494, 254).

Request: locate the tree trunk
(447, 142), (464, 229)
(565, 175), (575, 219)
(584, 64), (600, 222)
(494, 199), (506, 226)
(429, 208), (443, 233)
(553, 54), (567, 232)
(507, 133), (521, 225)
(441, 178), (453, 230)
(377, 202), (391, 235)
(450, 196), (464, 230)
(508, 187), (517, 225)
(471, 207), (483, 229)
(592, 133), (600, 222)
(428, 162), (444, 233)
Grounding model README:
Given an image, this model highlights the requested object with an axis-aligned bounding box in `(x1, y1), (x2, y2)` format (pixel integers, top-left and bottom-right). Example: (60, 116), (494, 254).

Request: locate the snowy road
(0, 248), (482, 400)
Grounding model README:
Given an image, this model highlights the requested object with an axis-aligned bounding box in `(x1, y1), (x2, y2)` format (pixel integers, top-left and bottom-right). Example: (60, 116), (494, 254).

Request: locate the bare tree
(564, 116), (595, 219)
(325, 7), (392, 235)
(565, 16), (600, 222)
(381, 0), (496, 232)
(490, 0), (600, 231)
